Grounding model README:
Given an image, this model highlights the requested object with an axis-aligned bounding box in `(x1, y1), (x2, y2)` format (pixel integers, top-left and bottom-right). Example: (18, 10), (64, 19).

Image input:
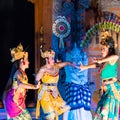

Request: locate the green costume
(94, 62), (120, 120)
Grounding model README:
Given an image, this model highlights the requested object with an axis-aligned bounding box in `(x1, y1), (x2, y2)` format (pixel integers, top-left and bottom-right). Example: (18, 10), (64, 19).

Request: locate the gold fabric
(13, 70), (28, 108)
(36, 65), (70, 119)
(10, 43), (28, 62)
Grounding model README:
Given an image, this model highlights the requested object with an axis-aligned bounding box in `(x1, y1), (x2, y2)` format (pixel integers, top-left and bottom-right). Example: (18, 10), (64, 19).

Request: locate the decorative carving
(40, 26), (44, 42)
(52, 16), (71, 48)
(81, 20), (120, 48)
(98, 0), (120, 17)
(65, 43), (88, 85)
(39, 26), (44, 50)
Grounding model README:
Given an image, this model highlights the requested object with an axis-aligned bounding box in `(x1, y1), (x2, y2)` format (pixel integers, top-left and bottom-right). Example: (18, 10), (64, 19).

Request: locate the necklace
(19, 68), (26, 75)
(46, 65), (59, 76)
(19, 68), (28, 82)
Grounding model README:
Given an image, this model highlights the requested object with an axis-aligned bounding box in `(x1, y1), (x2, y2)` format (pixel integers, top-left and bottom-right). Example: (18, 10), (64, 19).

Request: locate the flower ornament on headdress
(100, 36), (115, 48)
(10, 43), (28, 62)
(40, 49), (55, 58)
(101, 31), (110, 39)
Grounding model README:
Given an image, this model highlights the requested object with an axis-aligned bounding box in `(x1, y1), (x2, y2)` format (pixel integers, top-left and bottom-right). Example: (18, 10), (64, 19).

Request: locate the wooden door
(28, 0), (53, 73)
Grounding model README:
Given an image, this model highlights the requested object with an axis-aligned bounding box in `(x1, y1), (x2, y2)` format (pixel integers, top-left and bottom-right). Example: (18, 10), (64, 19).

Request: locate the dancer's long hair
(4, 59), (20, 92)
(100, 36), (116, 56)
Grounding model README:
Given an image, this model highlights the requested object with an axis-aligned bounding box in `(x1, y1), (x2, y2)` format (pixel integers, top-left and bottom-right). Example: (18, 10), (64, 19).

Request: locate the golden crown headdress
(40, 49), (55, 58)
(101, 31), (110, 39)
(10, 43), (28, 62)
(100, 31), (115, 48)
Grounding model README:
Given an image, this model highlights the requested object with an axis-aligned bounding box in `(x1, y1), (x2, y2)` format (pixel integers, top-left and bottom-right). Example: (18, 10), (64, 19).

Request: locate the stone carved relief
(98, 0), (120, 17)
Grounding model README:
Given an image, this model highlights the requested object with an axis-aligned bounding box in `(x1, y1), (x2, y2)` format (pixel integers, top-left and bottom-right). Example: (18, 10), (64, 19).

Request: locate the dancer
(4, 43), (40, 120)
(35, 49), (75, 120)
(80, 36), (120, 120)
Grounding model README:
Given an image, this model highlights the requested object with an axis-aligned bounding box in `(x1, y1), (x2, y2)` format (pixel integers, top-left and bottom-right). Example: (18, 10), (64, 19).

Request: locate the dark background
(0, 0), (35, 102)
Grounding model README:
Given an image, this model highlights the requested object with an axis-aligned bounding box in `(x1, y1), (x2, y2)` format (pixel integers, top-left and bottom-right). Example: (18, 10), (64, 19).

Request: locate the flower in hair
(40, 49), (55, 58)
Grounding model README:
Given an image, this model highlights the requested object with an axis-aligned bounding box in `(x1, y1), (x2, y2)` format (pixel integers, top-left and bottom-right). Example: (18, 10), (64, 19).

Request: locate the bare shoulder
(109, 55), (119, 65)
(38, 66), (46, 73)
(13, 70), (21, 78)
(55, 62), (62, 68)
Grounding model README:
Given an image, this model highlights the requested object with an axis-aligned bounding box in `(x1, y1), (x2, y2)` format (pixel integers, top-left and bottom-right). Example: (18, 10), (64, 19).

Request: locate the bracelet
(35, 80), (40, 84)
(97, 59), (101, 63)
(34, 85), (36, 89)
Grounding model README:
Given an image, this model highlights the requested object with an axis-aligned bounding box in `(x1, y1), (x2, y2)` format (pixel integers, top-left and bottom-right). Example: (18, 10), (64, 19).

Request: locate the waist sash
(102, 77), (117, 85)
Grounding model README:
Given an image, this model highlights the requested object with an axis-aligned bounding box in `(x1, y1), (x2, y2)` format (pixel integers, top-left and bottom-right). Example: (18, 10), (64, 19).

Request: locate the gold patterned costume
(36, 64), (70, 120)
(4, 43), (32, 119)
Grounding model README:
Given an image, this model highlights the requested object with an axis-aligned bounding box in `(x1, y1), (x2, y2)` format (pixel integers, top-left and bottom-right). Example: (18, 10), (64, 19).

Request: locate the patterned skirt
(7, 109), (32, 120)
(65, 82), (92, 110)
(94, 81), (120, 120)
(36, 86), (70, 119)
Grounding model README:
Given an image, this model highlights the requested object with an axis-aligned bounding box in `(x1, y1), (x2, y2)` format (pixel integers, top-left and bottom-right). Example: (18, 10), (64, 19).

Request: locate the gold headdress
(101, 31), (110, 39)
(100, 32), (114, 48)
(40, 49), (55, 58)
(10, 43), (28, 62)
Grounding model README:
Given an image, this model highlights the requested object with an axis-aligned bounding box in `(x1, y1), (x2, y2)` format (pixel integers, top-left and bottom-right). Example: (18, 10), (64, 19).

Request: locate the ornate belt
(43, 83), (57, 86)
(101, 77), (118, 95)
(103, 77), (117, 85)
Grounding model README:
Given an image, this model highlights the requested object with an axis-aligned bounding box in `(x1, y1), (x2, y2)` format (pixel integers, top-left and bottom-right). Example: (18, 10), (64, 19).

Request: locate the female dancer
(80, 36), (120, 120)
(35, 49), (75, 120)
(4, 43), (39, 120)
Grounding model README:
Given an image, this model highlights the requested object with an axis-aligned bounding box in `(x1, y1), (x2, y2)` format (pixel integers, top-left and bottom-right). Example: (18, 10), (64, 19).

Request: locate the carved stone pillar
(27, 0), (52, 72)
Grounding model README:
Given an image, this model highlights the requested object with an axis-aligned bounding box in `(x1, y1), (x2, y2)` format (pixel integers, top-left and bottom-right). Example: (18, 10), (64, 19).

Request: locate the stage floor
(0, 107), (120, 120)
(0, 82), (119, 120)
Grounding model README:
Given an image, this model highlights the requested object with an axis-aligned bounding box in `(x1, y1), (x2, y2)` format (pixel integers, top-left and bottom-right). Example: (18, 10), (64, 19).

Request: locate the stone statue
(63, 43), (92, 120)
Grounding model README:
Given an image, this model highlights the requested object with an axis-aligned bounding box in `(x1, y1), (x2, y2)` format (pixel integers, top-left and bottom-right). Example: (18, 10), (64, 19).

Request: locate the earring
(23, 61), (26, 65)
(48, 61), (50, 64)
